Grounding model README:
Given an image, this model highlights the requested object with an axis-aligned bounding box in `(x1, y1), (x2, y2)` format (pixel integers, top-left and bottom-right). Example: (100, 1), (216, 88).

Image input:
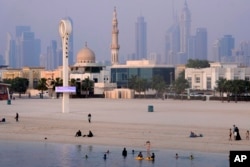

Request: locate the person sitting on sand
(75, 130), (82, 137)
(189, 131), (203, 138)
(0, 118), (6, 122)
(87, 130), (93, 137)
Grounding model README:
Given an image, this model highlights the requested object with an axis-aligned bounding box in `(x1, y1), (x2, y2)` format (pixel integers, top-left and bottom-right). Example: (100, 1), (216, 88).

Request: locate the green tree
(11, 77), (29, 98)
(69, 78), (77, 97)
(82, 77), (94, 97)
(128, 75), (138, 90)
(50, 77), (63, 98)
(172, 71), (189, 99)
(186, 59), (210, 68)
(151, 75), (166, 98)
(215, 78), (227, 101)
(128, 75), (149, 98)
(36, 78), (48, 98)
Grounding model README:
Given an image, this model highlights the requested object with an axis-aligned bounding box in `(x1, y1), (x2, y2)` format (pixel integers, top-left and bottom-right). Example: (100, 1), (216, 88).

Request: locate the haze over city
(0, 0), (250, 63)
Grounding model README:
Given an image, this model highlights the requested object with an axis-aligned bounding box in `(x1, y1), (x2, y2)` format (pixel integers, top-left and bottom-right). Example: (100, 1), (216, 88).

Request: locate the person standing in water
(122, 147), (127, 157)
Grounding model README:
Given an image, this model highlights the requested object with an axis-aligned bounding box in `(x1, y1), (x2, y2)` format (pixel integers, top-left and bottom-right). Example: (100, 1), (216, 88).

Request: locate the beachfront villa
(185, 62), (250, 90)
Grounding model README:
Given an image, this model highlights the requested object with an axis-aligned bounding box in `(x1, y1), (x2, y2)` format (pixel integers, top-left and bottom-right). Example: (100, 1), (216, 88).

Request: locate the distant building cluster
(1, 2), (250, 98)
(4, 18), (74, 70)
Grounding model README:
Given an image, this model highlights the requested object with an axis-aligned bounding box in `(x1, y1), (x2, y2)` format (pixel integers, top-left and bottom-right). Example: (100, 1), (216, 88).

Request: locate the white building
(185, 62), (250, 90)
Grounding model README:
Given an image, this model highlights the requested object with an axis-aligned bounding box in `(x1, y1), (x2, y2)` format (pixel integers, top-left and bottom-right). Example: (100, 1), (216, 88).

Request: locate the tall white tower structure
(111, 7), (120, 65)
(180, 0), (191, 53)
(59, 19), (72, 113)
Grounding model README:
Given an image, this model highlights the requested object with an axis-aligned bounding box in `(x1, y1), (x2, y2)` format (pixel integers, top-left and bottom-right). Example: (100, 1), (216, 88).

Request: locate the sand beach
(0, 98), (250, 154)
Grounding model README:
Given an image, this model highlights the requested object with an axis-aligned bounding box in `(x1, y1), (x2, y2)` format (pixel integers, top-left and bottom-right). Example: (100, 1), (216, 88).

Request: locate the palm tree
(69, 78), (77, 97)
(51, 77), (63, 98)
(215, 78), (227, 102)
(82, 77), (94, 97)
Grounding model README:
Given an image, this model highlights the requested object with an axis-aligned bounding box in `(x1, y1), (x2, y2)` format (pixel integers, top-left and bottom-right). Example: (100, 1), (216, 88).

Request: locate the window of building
(207, 77), (211, 90)
(195, 77), (200, 83)
(245, 76), (250, 81)
(187, 77), (192, 88)
(234, 76), (239, 80)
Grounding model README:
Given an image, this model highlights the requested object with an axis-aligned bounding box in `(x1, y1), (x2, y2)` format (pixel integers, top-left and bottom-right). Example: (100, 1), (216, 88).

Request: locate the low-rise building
(185, 62), (250, 90)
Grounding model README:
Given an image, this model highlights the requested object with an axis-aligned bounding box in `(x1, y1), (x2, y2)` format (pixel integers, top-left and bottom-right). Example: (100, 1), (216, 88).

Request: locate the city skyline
(0, 0), (250, 65)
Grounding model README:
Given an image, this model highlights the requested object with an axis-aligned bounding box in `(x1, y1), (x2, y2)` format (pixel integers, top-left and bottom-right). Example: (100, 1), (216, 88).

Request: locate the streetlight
(170, 72), (173, 86)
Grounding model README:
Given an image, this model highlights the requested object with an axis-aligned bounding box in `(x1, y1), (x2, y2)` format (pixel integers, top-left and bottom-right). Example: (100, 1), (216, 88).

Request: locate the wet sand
(0, 98), (250, 153)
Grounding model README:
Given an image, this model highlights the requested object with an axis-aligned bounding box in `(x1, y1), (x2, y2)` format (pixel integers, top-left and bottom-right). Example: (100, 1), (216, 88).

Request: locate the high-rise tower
(195, 28), (207, 60)
(5, 33), (16, 67)
(15, 26), (41, 68)
(135, 16), (147, 60)
(111, 7), (120, 65)
(180, 0), (191, 53)
(220, 35), (235, 57)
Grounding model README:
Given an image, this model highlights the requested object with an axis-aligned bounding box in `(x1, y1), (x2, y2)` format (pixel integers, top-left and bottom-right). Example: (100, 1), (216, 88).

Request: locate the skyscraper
(135, 16), (147, 60)
(220, 35), (235, 57)
(46, 40), (58, 70)
(5, 33), (16, 67)
(20, 31), (41, 67)
(110, 7), (120, 65)
(165, 16), (180, 65)
(195, 28), (207, 60)
(16, 26), (31, 38)
(212, 39), (221, 62)
(179, 0), (191, 53)
(187, 36), (196, 60)
(14, 26), (41, 68)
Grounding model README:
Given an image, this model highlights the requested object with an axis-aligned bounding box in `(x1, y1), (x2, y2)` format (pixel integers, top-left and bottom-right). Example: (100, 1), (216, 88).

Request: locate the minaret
(111, 7), (120, 65)
(180, 0), (191, 53)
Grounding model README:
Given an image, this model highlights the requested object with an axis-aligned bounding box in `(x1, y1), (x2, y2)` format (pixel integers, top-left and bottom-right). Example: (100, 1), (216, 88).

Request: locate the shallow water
(0, 140), (228, 167)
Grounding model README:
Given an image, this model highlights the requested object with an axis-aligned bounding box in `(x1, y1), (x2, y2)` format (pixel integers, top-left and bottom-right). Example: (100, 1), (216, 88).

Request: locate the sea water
(0, 140), (228, 167)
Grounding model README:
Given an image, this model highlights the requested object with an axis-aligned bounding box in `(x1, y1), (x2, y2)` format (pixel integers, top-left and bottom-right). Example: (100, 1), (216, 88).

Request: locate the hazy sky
(0, 0), (250, 62)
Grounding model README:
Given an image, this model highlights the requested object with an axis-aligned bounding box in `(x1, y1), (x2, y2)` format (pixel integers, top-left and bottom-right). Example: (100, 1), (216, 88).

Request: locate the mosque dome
(76, 43), (96, 63)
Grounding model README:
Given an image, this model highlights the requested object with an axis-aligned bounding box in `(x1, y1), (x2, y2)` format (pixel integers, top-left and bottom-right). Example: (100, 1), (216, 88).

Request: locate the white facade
(185, 62), (250, 90)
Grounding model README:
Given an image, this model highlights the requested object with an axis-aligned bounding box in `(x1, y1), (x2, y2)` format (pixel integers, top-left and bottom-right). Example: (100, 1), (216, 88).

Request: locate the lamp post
(59, 19), (72, 113)
(170, 72), (173, 86)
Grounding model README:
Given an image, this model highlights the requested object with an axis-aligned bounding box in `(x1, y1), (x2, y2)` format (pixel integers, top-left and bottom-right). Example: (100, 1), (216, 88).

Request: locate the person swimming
(175, 153), (179, 159)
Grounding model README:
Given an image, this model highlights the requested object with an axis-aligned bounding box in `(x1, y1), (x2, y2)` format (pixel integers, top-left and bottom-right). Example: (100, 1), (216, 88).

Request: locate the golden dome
(76, 43), (95, 63)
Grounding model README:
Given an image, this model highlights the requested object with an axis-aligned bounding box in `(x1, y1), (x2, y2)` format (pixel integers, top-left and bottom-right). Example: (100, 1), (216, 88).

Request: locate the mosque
(69, 7), (174, 98)
(70, 42), (116, 96)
